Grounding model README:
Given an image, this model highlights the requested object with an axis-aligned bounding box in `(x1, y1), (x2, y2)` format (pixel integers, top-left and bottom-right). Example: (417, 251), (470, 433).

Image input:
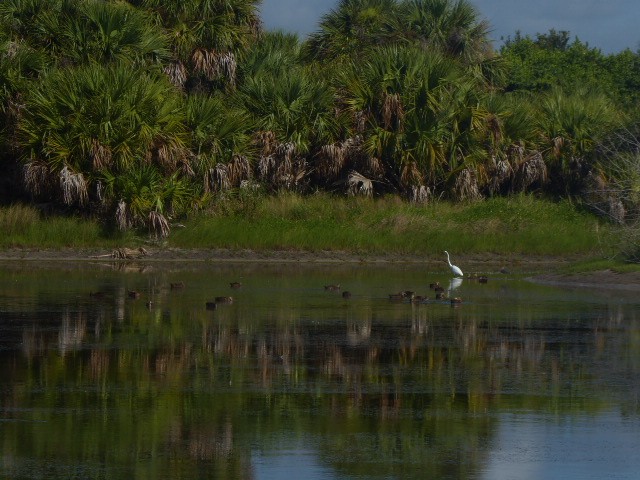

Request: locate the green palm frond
(62, 0), (170, 65)
(304, 0), (401, 62)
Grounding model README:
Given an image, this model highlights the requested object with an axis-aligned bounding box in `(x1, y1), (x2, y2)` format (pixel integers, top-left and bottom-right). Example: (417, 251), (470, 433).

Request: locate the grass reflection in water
(1, 261), (639, 479)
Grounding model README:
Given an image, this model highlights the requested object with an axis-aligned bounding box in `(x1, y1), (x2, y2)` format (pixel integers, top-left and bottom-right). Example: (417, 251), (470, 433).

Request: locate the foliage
(0, 0), (639, 251)
(15, 61), (193, 235)
(170, 193), (611, 256)
(500, 29), (640, 115)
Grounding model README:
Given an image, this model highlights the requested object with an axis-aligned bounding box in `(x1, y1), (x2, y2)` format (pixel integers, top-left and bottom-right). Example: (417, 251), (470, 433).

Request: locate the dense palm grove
(1, 0), (640, 236)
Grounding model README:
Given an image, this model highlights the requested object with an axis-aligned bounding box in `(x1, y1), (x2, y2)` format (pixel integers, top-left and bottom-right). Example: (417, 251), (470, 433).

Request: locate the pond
(0, 259), (639, 479)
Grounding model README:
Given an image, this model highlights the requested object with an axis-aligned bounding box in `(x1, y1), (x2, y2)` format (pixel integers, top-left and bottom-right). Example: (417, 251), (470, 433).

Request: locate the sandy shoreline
(1, 247), (638, 290)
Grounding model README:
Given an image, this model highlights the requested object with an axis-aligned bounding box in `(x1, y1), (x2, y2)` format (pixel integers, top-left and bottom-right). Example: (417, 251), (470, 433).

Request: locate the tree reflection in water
(1, 261), (639, 479)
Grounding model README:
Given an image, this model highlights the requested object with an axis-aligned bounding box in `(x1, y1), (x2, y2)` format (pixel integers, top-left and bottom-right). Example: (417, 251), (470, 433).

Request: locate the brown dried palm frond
(209, 163), (230, 192)
(486, 114), (502, 145)
(552, 136), (565, 157)
(282, 158), (309, 190)
(514, 152), (548, 192)
(253, 130), (277, 156)
(191, 49), (237, 85)
(59, 166), (88, 206)
(277, 142), (296, 164)
(164, 61), (187, 89)
(228, 155), (252, 186)
(582, 172), (627, 225)
(343, 135), (363, 152)
(354, 111), (368, 133)
(155, 142), (190, 172)
(90, 139), (112, 171)
(488, 156), (513, 195)
(257, 155), (276, 181)
(148, 210), (170, 238)
(411, 185), (431, 204)
(381, 93), (404, 131)
(192, 49), (214, 78)
(217, 51), (237, 86)
(271, 143), (296, 187)
(361, 156), (385, 178)
(316, 143), (346, 179)
(507, 142), (525, 162)
(23, 161), (50, 196)
(453, 168), (481, 201)
(179, 157), (195, 177)
(347, 170), (373, 197)
(400, 161), (423, 189)
(115, 199), (129, 231)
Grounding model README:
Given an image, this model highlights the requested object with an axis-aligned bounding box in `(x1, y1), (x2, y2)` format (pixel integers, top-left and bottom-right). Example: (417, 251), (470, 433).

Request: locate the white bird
(444, 251), (463, 277)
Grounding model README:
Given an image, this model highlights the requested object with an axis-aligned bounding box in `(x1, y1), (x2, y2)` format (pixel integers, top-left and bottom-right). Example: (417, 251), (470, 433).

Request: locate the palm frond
(59, 165), (88, 206)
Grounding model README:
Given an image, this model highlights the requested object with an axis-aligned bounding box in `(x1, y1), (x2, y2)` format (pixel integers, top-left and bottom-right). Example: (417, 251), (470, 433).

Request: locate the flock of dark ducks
(89, 253), (496, 310)
(89, 276), (490, 310)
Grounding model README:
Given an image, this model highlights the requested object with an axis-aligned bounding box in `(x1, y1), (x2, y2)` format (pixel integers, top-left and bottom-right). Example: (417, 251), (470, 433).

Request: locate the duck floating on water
(214, 296), (233, 304)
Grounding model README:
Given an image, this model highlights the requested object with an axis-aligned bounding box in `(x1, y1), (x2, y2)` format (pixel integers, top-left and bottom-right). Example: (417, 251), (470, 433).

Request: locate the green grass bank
(0, 194), (618, 259)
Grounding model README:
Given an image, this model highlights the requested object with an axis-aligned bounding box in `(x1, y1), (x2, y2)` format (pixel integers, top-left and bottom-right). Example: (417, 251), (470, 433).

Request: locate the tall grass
(0, 204), (131, 248)
(0, 196), (616, 257)
(169, 193), (614, 256)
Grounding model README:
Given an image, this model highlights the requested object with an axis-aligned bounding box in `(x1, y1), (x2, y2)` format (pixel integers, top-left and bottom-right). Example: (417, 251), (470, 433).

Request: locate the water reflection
(0, 261), (639, 479)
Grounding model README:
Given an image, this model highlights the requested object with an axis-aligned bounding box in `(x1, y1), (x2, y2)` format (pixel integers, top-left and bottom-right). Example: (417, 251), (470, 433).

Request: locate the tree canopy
(1, 0), (640, 235)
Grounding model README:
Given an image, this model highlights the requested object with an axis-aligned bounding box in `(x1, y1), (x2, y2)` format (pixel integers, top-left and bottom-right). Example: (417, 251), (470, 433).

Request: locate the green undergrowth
(0, 194), (621, 258)
(169, 192), (616, 257)
(0, 204), (133, 249)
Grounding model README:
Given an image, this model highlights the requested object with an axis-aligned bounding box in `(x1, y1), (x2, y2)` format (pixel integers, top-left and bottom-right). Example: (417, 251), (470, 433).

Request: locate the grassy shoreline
(0, 193), (629, 269)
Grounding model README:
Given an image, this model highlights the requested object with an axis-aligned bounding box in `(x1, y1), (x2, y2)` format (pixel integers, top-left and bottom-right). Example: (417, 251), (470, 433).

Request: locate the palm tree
(16, 61), (192, 234)
(186, 93), (254, 192)
(0, 36), (49, 134)
(398, 0), (493, 64)
(99, 165), (194, 237)
(238, 65), (344, 191)
(535, 86), (621, 195)
(239, 30), (303, 81)
(303, 0), (401, 63)
(60, 0), (170, 66)
(129, 0), (262, 90)
(339, 45), (481, 196)
(477, 92), (546, 195)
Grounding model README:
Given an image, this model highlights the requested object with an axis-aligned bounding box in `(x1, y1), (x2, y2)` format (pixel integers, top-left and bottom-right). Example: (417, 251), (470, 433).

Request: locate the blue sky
(259, 0), (640, 54)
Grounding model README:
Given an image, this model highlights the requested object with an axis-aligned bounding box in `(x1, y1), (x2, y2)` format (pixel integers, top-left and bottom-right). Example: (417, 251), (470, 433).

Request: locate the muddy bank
(528, 269), (640, 291)
(0, 246), (565, 268)
(1, 247), (638, 290)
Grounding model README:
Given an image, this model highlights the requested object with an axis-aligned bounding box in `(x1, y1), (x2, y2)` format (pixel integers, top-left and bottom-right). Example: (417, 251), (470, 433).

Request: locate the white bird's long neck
(445, 252), (452, 266)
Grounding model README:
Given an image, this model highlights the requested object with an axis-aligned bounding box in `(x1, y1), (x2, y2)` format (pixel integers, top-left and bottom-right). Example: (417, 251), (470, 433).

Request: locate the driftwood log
(92, 247), (148, 259)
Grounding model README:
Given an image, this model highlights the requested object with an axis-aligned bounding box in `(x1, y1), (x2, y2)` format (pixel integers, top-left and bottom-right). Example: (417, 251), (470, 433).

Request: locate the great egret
(444, 251), (463, 277)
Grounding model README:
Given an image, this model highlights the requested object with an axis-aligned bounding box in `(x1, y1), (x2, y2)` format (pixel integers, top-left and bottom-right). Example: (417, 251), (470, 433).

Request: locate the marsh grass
(170, 193), (615, 256)
(0, 195), (617, 257)
(0, 204), (132, 248)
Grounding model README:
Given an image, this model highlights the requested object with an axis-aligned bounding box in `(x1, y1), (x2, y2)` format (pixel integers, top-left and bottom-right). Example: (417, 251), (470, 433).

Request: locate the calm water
(0, 259), (639, 480)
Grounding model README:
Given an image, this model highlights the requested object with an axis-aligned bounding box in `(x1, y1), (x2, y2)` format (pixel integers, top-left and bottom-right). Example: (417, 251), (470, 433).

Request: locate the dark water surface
(0, 260), (639, 479)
